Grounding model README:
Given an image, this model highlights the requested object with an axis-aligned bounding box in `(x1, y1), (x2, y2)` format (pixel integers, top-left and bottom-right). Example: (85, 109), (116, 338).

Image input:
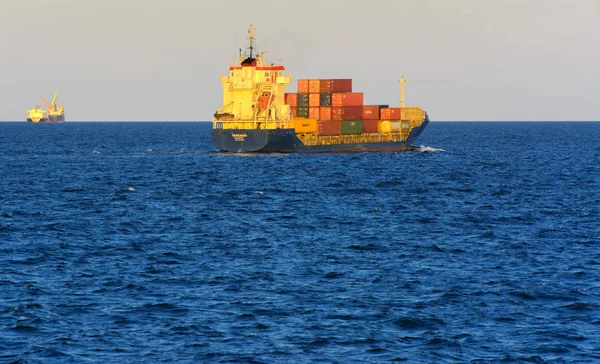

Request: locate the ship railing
(298, 132), (410, 146)
(212, 119), (294, 130)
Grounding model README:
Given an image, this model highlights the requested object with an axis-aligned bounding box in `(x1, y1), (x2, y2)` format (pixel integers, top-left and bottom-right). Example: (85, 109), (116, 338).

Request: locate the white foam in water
(127, 187), (136, 192)
(415, 145), (445, 153)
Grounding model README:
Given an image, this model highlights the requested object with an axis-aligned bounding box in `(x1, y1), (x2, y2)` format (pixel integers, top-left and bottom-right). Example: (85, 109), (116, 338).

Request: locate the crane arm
(40, 96), (52, 110)
(51, 92), (59, 107)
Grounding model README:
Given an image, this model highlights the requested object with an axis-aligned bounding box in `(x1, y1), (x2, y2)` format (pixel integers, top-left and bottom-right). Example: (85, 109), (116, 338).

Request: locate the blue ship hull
(211, 118), (429, 153)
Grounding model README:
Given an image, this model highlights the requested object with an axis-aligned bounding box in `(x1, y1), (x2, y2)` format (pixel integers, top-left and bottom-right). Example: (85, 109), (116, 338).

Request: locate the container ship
(26, 104), (48, 123)
(211, 24), (429, 153)
(40, 91), (65, 122)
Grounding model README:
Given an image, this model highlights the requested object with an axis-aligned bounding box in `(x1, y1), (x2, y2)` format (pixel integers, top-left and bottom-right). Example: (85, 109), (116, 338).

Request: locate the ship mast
(248, 23), (255, 58)
(397, 76), (406, 107)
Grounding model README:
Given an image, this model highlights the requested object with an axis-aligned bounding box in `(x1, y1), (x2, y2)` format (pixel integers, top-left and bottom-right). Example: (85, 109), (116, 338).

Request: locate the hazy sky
(1, 0), (598, 121)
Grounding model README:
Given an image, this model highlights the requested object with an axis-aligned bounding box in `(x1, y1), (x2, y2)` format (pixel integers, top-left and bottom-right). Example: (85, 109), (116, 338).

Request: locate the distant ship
(26, 104), (48, 123)
(211, 24), (429, 153)
(40, 91), (65, 122)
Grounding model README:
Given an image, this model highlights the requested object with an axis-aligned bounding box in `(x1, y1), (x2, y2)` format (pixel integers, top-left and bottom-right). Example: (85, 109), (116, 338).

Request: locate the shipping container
(401, 107), (426, 121)
(342, 92), (364, 107)
(285, 93), (298, 107)
(309, 79), (321, 93)
(331, 93), (344, 107)
(297, 107), (309, 118)
(320, 93), (332, 107)
(391, 121), (401, 132)
(380, 107), (401, 120)
(309, 107), (320, 119)
(294, 118), (317, 133)
(297, 79), (309, 93)
(401, 120), (411, 131)
(319, 79), (332, 93)
(319, 106), (332, 121)
(341, 120), (363, 135)
(297, 93), (309, 107)
(330, 79), (352, 93)
(342, 106), (363, 120)
(318, 120), (341, 136)
(379, 120), (391, 133)
(290, 106), (298, 117)
(309, 93), (320, 107)
(331, 107), (343, 121)
(362, 105), (380, 120)
(362, 119), (379, 133)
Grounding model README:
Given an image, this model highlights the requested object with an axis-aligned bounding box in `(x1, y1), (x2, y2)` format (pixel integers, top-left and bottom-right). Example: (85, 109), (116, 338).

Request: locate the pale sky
(1, 0), (598, 121)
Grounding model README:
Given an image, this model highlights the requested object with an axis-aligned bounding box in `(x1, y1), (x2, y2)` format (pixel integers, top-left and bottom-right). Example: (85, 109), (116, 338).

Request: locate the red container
(362, 119), (379, 133)
(320, 79), (332, 93)
(309, 79), (321, 93)
(318, 120), (341, 135)
(331, 107), (343, 121)
(290, 106), (297, 117)
(331, 93), (344, 107)
(297, 79), (309, 93)
(342, 106), (363, 120)
(380, 108), (401, 120)
(285, 93), (298, 107)
(363, 105), (379, 120)
(342, 92), (363, 107)
(319, 106), (331, 121)
(309, 93), (320, 107)
(309, 107), (320, 119)
(330, 79), (352, 93)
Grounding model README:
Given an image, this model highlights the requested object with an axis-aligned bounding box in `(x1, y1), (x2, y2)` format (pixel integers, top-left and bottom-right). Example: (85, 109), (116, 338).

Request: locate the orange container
(309, 79), (321, 93)
(380, 108), (401, 120)
(362, 119), (379, 133)
(285, 93), (298, 107)
(290, 106), (297, 117)
(319, 106), (332, 121)
(309, 93), (320, 107)
(319, 79), (332, 93)
(331, 107), (343, 121)
(309, 107), (320, 119)
(297, 79), (309, 93)
(342, 92), (363, 107)
(294, 118), (317, 133)
(318, 120), (341, 136)
(331, 93), (344, 107)
(342, 106), (363, 120)
(363, 105), (379, 120)
(330, 79), (352, 93)
(380, 108), (391, 120)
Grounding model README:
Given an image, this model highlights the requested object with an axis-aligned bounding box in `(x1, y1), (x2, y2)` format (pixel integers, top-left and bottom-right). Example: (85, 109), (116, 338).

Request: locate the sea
(0, 121), (598, 363)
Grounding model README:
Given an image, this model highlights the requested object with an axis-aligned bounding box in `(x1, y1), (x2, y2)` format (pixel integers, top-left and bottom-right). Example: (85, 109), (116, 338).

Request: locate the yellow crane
(40, 91), (65, 122)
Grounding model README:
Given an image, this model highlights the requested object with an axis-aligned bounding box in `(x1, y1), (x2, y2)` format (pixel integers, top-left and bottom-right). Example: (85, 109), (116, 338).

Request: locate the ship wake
(413, 145), (445, 153)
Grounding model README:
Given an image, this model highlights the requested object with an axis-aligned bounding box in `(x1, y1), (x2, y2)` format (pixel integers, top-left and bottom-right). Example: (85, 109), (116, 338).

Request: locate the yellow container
(379, 120), (391, 133)
(294, 118), (318, 133)
(401, 107), (426, 121)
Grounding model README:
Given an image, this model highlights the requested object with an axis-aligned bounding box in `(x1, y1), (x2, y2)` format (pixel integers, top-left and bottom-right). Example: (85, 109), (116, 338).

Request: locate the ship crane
(40, 91), (64, 114)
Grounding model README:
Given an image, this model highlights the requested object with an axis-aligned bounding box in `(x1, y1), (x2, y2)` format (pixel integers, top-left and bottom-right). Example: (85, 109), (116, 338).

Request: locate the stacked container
(286, 78), (413, 135)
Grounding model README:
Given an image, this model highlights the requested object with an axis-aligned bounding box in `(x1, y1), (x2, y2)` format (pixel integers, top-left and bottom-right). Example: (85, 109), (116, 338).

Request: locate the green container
(320, 93), (332, 107)
(341, 120), (363, 135)
(297, 107), (309, 118)
(297, 93), (309, 107)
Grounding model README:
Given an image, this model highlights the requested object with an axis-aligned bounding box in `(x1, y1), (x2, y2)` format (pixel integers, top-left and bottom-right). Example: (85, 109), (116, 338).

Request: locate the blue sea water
(0, 121), (598, 363)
